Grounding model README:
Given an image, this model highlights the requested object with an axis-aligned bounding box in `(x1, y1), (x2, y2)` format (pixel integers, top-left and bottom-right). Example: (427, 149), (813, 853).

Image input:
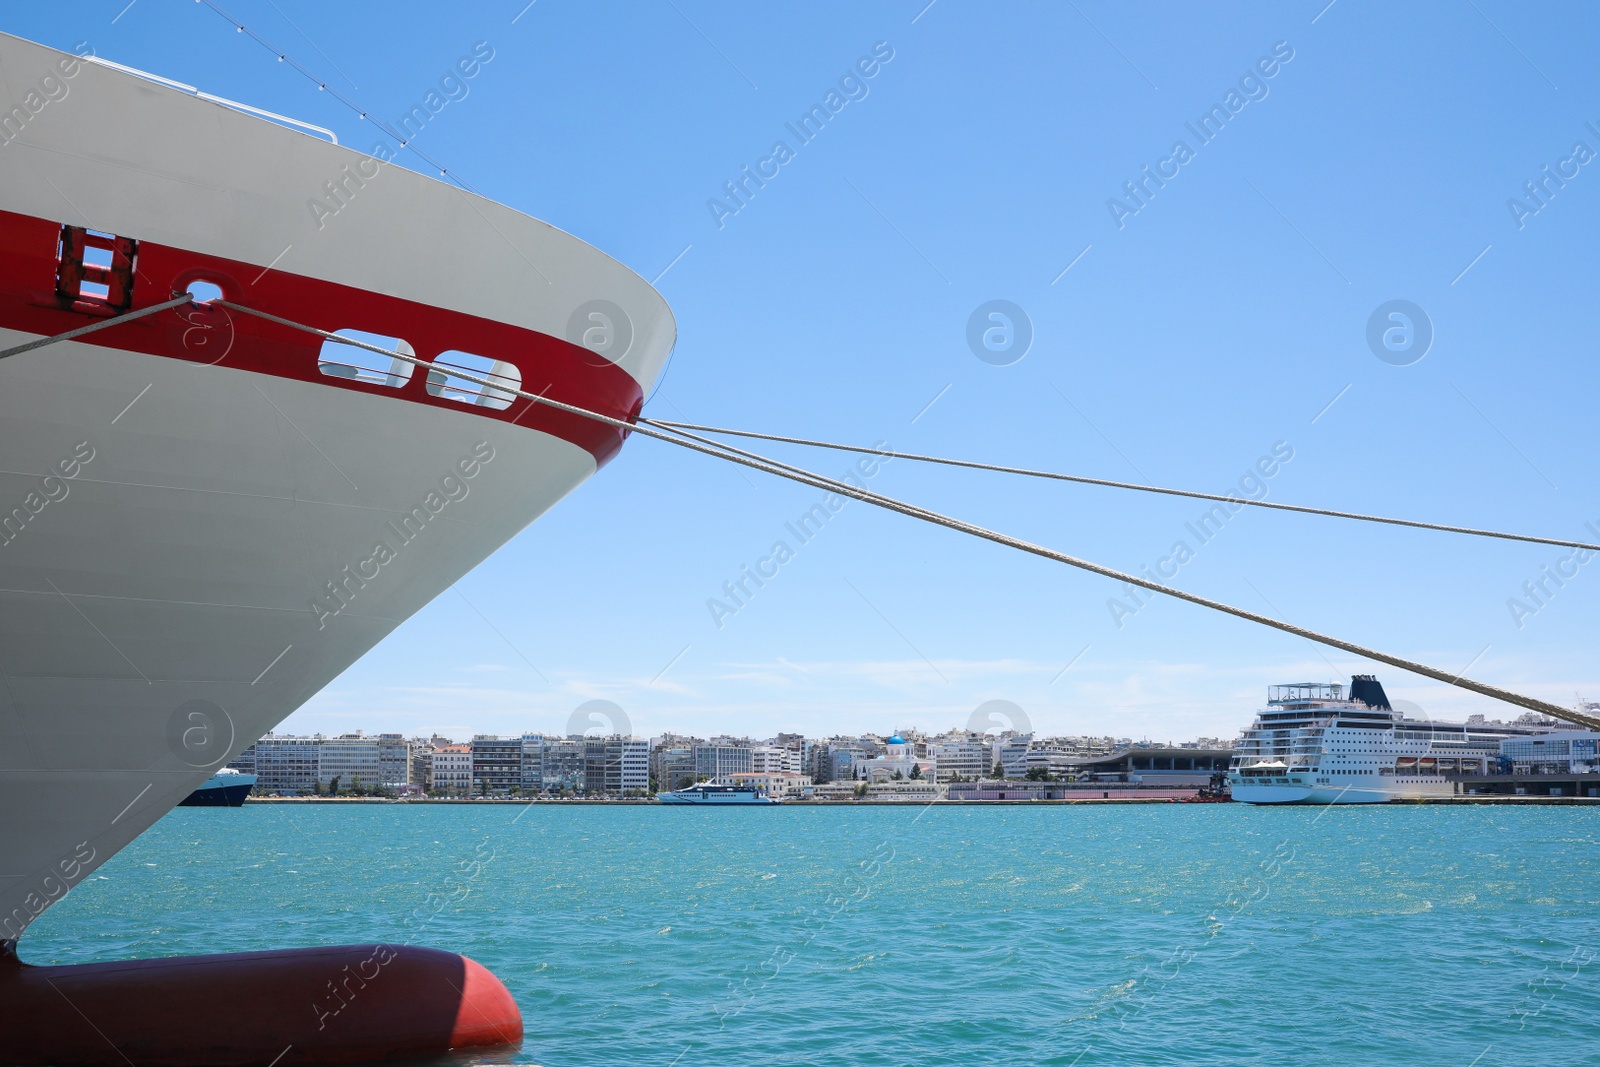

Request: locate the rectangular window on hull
(317, 329), (415, 388)
(426, 350), (521, 411)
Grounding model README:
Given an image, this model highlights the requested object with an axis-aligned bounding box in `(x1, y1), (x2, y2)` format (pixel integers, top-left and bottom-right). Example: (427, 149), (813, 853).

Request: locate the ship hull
(176, 785), (254, 807)
(0, 30), (675, 946)
(657, 792), (779, 805)
(1231, 778), (1456, 804)
(176, 773), (258, 807)
(0, 335), (600, 936)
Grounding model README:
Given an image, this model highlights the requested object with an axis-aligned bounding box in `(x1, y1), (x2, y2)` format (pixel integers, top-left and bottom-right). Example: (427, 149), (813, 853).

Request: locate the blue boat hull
(177, 782), (254, 807)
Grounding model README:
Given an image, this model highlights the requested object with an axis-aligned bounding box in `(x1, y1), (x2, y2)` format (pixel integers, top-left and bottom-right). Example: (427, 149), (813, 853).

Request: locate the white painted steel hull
(656, 792), (779, 805)
(1230, 777), (1456, 804)
(0, 32), (674, 941)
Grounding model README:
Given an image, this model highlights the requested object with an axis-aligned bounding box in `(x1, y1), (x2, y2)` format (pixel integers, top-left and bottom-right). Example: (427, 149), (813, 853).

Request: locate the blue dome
(887, 735), (906, 745)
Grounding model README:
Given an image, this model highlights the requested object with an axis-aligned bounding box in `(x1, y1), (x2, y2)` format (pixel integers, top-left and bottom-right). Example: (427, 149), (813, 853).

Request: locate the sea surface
(24, 802), (1600, 1066)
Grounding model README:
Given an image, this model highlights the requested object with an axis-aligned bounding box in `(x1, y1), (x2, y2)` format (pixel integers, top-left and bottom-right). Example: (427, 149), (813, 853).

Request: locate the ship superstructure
(1229, 675), (1565, 804)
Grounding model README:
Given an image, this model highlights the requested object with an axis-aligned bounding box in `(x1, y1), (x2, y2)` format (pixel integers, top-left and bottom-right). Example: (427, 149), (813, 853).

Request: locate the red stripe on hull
(0, 208), (641, 466)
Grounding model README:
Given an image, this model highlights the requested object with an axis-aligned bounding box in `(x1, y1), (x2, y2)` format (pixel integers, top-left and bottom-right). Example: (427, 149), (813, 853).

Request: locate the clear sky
(12, 1), (1599, 743)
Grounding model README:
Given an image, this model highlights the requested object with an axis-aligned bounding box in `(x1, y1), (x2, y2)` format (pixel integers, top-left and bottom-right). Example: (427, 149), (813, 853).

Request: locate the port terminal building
(1068, 747), (1233, 786)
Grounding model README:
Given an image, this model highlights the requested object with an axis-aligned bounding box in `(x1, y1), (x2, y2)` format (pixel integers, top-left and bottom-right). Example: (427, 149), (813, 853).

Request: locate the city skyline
(227, 720), (1235, 799)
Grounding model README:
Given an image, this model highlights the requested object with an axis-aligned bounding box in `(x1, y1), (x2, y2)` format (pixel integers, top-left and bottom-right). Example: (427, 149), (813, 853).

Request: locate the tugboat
(1179, 769), (1234, 803)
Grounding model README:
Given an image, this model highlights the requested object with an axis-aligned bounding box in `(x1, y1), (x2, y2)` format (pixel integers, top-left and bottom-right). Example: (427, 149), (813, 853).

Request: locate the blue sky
(13, 1), (1599, 742)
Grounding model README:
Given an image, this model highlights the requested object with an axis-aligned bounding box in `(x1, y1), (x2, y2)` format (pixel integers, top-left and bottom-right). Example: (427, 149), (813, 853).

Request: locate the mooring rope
(646, 419), (1600, 556)
(189, 297), (1595, 731)
(3, 300), (1587, 727)
(0, 295), (194, 362)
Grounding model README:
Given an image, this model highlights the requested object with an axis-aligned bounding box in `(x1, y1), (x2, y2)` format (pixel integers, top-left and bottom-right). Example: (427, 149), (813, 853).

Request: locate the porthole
(317, 328), (415, 388)
(186, 280), (225, 304)
(426, 350), (521, 411)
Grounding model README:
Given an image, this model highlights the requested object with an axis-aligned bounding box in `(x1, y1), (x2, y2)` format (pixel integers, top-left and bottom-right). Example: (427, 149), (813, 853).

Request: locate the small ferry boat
(657, 783), (780, 805)
(1229, 675), (1567, 804)
(177, 767), (258, 807)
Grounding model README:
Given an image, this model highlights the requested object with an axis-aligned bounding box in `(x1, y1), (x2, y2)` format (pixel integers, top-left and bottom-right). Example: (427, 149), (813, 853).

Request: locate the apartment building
(585, 736), (649, 795)
(408, 738), (436, 792)
(431, 744), (472, 795)
(651, 740), (697, 792)
(471, 735), (523, 795)
(998, 735), (1035, 779)
(750, 745), (798, 774)
(317, 735), (381, 790)
(929, 736), (990, 782)
(519, 733), (546, 793)
(539, 738), (586, 793)
(694, 742), (753, 780)
(827, 742), (872, 782)
(377, 734), (412, 790)
(231, 735), (319, 794)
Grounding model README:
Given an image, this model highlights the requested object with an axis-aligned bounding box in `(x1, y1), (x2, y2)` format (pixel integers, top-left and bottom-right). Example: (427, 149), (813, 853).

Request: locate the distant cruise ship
(1229, 675), (1566, 804)
(657, 783), (780, 805)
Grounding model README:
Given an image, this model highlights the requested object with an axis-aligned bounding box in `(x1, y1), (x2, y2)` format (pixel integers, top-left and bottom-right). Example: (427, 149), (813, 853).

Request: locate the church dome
(887, 735), (906, 745)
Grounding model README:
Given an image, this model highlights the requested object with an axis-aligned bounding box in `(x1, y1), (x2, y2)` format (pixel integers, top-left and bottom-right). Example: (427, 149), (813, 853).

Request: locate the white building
(618, 738), (650, 794)
(813, 778), (940, 801)
(1024, 748), (1079, 778)
(695, 743), (753, 780)
(929, 736), (989, 782)
(431, 744), (472, 795)
(864, 779), (940, 801)
(590, 736), (649, 795)
(770, 734), (813, 777)
(750, 745), (798, 774)
(1502, 731), (1600, 774)
(318, 735), (381, 790)
(231, 735), (319, 794)
(727, 771), (812, 798)
(998, 735), (1034, 779)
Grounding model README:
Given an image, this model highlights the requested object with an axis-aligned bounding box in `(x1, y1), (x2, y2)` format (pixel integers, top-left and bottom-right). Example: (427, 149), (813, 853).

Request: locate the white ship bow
(0, 32), (674, 941)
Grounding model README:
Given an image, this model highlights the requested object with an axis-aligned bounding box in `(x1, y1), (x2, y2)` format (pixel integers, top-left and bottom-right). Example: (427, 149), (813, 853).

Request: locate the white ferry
(657, 783), (780, 805)
(1229, 675), (1564, 804)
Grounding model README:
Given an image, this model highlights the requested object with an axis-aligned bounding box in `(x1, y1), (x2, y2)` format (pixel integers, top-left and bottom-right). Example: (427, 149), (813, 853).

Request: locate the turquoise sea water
(24, 803), (1600, 1066)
